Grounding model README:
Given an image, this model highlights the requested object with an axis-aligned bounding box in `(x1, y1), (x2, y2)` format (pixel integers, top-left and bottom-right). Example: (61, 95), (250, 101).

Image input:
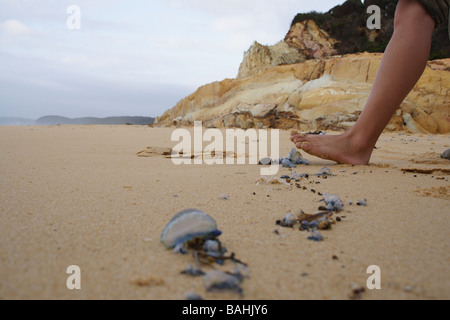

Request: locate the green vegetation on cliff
(291, 0), (449, 59)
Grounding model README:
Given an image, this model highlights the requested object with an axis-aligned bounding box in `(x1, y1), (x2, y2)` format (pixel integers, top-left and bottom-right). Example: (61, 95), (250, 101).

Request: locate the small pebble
(203, 240), (220, 253)
(174, 243), (188, 255)
(357, 199), (368, 207)
(301, 220), (310, 230)
(281, 213), (296, 227)
(296, 158), (310, 165)
(203, 270), (243, 294)
(291, 172), (306, 180)
(219, 193), (229, 200)
(307, 230), (324, 242)
(440, 149), (450, 160)
(181, 264), (204, 277)
(288, 148), (303, 164)
(281, 159), (297, 168)
(324, 194), (344, 211)
(259, 157), (272, 165)
(350, 283), (366, 300)
(309, 221), (319, 229)
(185, 292), (204, 300)
(317, 167), (332, 176)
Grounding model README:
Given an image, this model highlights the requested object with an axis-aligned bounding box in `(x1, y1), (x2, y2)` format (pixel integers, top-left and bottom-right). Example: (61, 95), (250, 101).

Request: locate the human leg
(291, 0), (436, 165)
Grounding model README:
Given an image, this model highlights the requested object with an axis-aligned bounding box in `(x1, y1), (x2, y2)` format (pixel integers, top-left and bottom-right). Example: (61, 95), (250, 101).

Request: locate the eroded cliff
(156, 52), (449, 134)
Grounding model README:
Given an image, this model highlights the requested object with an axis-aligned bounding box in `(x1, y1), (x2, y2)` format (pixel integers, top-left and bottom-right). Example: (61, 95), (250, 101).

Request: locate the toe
(292, 135), (307, 144)
(296, 141), (310, 150)
(300, 142), (311, 151)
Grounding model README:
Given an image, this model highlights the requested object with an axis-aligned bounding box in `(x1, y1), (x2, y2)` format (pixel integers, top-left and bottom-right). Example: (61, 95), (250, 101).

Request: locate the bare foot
(290, 131), (373, 165)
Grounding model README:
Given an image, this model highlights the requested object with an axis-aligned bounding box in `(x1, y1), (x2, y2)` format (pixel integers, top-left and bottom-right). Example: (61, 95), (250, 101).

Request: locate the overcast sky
(0, 0), (346, 119)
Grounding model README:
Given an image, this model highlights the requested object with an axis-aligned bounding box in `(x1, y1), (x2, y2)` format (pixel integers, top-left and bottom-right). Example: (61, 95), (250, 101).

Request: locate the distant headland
(0, 115), (155, 126)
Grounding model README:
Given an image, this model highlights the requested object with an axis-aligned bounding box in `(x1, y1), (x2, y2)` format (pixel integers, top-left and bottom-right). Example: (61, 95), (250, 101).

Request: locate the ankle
(344, 129), (375, 154)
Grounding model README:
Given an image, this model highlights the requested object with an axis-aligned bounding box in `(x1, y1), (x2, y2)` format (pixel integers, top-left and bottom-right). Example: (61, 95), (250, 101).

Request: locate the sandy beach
(0, 125), (449, 300)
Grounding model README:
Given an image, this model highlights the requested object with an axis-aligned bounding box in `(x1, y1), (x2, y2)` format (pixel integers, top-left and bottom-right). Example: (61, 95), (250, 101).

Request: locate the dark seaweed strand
(196, 251), (248, 268)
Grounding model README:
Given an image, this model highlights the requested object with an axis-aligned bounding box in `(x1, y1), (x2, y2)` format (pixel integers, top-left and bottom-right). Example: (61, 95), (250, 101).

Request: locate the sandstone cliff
(237, 20), (337, 79)
(156, 52), (450, 134)
(284, 20), (337, 59)
(237, 41), (305, 79)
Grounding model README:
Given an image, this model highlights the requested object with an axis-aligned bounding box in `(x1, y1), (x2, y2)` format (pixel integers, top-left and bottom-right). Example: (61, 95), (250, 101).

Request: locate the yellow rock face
(156, 53), (450, 134)
(284, 20), (338, 59)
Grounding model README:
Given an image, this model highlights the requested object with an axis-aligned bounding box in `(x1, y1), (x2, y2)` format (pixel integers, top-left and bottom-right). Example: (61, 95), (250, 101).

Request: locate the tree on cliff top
(291, 0), (449, 59)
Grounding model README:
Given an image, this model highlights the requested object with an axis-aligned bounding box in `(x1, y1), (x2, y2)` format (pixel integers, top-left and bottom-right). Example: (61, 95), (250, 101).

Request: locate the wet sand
(0, 125), (449, 300)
